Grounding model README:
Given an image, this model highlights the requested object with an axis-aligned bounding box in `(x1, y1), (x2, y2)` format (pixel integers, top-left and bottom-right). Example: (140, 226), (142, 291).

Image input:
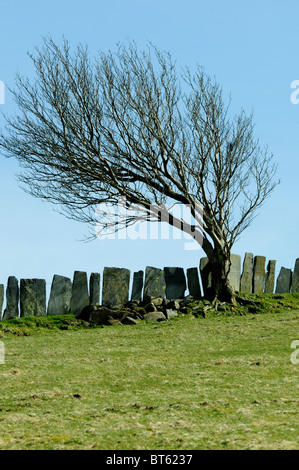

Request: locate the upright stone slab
(291, 258), (299, 293)
(131, 270), (144, 301)
(265, 260), (276, 293)
(2, 276), (19, 320)
(0, 284), (4, 320)
(20, 279), (46, 317)
(187, 267), (202, 299)
(253, 256), (266, 294)
(228, 254), (241, 292)
(89, 273), (101, 305)
(143, 267), (166, 302)
(47, 275), (72, 315)
(102, 267), (130, 307)
(240, 253), (253, 293)
(199, 257), (212, 299)
(275, 267), (292, 293)
(70, 271), (90, 316)
(164, 267), (186, 300)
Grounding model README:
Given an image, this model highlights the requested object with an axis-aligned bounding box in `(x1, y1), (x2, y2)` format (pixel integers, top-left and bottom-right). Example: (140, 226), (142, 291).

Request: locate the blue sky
(0, 0), (298, 297)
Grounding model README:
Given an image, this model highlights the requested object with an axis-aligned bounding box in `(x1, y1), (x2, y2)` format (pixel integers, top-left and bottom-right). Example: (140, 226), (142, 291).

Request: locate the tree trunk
(208, 248), (236, 304)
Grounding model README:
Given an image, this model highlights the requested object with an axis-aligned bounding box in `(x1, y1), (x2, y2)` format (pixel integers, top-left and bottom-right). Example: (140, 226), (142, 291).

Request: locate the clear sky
(0, 0), (298, 297)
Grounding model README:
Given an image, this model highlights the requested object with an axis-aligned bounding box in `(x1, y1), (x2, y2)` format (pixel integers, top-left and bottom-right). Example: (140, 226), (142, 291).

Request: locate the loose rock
(143, 312), (167, 322)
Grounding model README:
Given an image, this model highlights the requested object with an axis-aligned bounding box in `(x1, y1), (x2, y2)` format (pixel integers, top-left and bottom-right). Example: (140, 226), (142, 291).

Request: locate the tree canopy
(0, 37), (278, 301)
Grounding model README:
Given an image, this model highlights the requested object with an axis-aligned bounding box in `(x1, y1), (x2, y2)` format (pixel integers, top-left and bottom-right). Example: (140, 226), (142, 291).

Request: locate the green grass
(0, 296), (299, 450)
(0, 314), (103, 337)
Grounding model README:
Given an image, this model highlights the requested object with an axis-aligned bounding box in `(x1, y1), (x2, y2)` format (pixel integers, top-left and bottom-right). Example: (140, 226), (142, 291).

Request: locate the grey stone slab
(265, 260), (276, 294)
(199, 257), (212, 299)
(102, 267), (130, 307)
(20, 279), (46, 317)
(70, 271), (90, 316)
(164, 267), (186, 300)
(143, 267), (166, 302)
(131, 270), (144, 301)
(47, 275), (72, 315)
(89, 273), (101, 305)
(240, 253), (253, 293)
(0, 284), (4, 320)
(253, 256), (266, 294)
(228, 254), (241, 292)
(2, 276), (19, 320)
(291, 258), (299, 293)
(187, 267), (202, 299)
(275, 267), (292, 293)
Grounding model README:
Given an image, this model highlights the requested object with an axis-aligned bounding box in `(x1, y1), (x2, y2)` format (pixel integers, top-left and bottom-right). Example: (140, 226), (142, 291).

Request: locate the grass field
(0, 296), (299, 450)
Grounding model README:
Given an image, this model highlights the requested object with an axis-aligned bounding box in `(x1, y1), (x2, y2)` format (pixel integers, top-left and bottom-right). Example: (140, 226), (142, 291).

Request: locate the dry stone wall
(0, 255), (298, 319)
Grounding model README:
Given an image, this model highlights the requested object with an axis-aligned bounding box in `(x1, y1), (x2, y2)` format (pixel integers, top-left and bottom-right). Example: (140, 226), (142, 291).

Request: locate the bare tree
(0, 37), (278, 302)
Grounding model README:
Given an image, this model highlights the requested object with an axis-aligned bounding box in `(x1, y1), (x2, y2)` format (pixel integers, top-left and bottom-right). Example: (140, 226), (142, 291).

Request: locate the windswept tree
(0, 37), (278, 303)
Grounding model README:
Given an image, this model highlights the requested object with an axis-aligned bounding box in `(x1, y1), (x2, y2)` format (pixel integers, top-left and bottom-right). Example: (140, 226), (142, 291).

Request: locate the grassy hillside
(0, 294), (298, 450)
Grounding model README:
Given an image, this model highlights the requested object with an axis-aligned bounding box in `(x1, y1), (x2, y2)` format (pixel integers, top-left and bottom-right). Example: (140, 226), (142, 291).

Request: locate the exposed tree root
(236, 296), (263, 307)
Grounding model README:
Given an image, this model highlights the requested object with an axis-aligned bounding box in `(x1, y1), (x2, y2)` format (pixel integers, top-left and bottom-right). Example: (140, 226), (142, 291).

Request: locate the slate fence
(0, 254), (298, 320)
